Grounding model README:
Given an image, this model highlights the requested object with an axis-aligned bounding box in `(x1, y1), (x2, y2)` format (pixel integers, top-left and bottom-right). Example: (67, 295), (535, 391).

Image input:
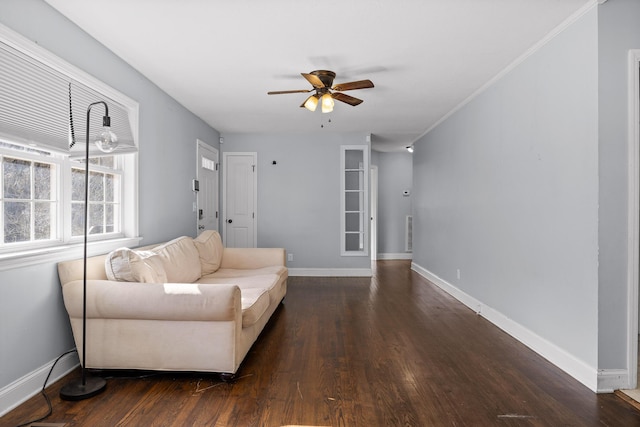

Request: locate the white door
(196, 140), (219, 235)
(223, 152), (257, 247)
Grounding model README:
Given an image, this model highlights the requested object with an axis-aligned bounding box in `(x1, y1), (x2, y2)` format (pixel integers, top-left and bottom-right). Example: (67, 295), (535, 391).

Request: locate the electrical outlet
(287, 253), (294, 262)
(456, 269), (461, 280)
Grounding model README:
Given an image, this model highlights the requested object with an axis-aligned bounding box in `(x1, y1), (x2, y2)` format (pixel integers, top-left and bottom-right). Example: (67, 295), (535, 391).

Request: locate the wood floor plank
(2, 260), (640, 426)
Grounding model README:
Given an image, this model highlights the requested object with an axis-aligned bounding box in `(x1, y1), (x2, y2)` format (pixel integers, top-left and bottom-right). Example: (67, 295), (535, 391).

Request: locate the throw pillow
(193, 230), (224, 275)
(105, 248), (168, 283)
(151, 236), (202, 283)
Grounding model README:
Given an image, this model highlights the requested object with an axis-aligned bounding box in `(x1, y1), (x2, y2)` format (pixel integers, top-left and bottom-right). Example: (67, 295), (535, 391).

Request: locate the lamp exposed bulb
(94, 115), (118, 153)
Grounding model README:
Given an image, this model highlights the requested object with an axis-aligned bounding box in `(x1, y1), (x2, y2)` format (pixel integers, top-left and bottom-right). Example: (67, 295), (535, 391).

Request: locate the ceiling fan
(267, 70), (374, 113)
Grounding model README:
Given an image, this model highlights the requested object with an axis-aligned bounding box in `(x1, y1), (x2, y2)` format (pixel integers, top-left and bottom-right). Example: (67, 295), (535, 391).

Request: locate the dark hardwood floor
(3, 260), (640, 426)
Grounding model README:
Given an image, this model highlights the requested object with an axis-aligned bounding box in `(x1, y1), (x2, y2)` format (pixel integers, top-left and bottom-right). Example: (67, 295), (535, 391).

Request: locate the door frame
(370, 165), (378, 261)
(626, 49), (640, 390)
(222, 151), (257, 247)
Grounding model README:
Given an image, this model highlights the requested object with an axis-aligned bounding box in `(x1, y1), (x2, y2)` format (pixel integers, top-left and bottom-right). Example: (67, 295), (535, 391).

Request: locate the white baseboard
(0, 351), (79, 417)
(411, 262), (605, 393)
(288, 268), (372, 277)
(377, 253), (412, 260)
(598, 369), (630, 393)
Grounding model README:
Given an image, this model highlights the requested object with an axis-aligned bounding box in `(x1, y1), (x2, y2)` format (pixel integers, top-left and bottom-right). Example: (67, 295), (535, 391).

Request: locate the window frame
(0, 23), (140, 271)
(0, 144), (61, 248)
(69, 156), (124, 240)
(0, 141), (140, 270)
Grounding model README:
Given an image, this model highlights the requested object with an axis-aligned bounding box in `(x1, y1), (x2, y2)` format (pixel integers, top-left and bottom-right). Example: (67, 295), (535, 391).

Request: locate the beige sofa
(57, 230), (287, 377)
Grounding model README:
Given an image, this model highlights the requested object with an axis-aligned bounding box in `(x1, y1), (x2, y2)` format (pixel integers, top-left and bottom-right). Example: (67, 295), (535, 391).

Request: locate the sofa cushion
(105, 248), (168, 283)
(193, 230), (223, 275)
(205, 265), (287, 279)
(197, 272), (285, 306)
(152, 236), (202, 283)
(240, 287), (270, 327)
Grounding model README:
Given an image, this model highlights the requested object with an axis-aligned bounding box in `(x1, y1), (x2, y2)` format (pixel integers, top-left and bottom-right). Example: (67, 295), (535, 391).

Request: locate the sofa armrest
(58, 255), (109, 284)
(62, 280), (240, 322)
(220, 247), (285, 269)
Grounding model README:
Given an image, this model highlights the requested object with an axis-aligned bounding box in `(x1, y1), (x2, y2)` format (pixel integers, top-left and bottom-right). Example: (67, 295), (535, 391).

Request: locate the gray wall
(412, 7), (600, 368)
(0, 0), (220, 393)
(221, 132), (371, 270)
(597, 0), (640, 370)
(374, 151), (413, 256)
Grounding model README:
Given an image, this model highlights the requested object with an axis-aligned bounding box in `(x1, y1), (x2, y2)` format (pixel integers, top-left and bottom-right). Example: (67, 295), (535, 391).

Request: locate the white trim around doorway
(625, 49), (640, 391)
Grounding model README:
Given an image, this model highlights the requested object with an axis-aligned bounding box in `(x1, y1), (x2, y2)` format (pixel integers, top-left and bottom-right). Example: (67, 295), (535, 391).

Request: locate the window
(0, 141), (133, 254)
(71, 156), (122, 237)
(0, 23), (139, 266)
(340, 145), (369, 256)
(1, 143), (57, 244)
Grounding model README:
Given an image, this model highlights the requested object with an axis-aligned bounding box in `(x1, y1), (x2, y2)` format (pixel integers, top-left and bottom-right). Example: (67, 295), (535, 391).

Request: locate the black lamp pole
(60, 101), (112, 400)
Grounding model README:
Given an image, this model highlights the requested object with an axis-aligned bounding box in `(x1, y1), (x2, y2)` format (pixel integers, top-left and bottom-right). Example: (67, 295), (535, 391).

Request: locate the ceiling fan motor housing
(310, 70), (336, 89)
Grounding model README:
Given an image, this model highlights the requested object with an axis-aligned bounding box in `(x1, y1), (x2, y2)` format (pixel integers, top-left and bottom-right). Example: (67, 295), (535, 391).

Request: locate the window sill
(0, 236), (143, 272)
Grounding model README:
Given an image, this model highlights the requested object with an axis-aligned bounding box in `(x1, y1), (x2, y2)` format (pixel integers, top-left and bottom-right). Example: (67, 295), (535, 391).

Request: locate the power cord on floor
(14, 349), (77, 427)
(10, 357), (229, 426)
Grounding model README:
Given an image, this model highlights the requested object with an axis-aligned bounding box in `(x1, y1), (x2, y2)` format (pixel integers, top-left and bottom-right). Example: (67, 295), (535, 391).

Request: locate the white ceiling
(44, 0), (593, 152)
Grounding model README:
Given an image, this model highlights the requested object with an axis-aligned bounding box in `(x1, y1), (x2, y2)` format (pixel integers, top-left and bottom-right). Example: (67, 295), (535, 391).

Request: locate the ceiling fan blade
(332, 79), (374, 91)
(267, 89), (312, 95)
(301, 73), (326, 89)
(332, 92), (363, 106)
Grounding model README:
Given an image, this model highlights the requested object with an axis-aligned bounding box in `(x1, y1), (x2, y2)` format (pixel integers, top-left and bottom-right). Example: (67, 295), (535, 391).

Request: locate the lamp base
(60, 376), (106, 401)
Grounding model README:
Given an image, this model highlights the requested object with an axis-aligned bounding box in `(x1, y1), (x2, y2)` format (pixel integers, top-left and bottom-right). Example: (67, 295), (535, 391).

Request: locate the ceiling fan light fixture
(303, 95), (319, 112)
(321, 93), (334, 113)
(268, 70), (372, 113)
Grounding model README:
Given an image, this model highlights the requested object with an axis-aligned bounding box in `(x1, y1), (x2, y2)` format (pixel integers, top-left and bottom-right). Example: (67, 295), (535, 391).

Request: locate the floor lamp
(60, 101), (118, 400)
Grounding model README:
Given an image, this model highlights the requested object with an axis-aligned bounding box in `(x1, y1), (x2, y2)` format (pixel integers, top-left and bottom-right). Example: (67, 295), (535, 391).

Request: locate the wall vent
(405, 215), (413, 252)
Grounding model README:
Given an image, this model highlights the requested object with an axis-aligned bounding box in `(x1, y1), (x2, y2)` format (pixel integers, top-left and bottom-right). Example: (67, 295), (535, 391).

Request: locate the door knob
(227, 219), (233, 223)
(198, 225), (205, 230)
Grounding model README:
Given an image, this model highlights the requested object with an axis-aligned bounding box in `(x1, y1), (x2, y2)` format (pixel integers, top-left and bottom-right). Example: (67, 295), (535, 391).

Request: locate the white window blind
(0, 41), (70, 151)
(0, 39), (136, 156)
